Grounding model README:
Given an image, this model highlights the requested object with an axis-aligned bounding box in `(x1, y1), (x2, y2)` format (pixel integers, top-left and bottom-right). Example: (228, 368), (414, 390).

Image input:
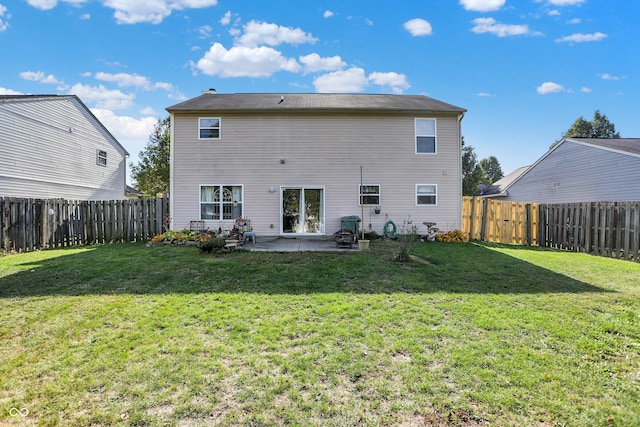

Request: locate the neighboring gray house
(485, 137), (640, 203)
(167, 92), (466, 238)
(0, 95), (129, 200)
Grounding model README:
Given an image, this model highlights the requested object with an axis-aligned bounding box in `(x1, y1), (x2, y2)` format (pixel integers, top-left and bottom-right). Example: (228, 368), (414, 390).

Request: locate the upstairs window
(359, 185), (380, 205)
(199, 117), (221, 140)
(96, 149), (107, 167)
(200, 185), (243, 220)
(416, 184), (437, 205)
(415, 118), (436, 154)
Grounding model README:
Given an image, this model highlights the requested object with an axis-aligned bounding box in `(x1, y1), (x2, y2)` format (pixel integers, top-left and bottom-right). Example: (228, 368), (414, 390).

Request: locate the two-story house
(167, 92), (465, 238)
(0, 95), (129, 200)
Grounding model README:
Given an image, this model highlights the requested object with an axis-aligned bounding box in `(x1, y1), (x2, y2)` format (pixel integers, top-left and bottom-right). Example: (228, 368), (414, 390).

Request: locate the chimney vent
(202, 88), (217, 95)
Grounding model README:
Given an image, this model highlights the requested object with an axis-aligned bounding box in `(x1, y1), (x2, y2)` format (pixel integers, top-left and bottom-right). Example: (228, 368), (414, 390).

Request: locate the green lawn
(0, 241), (638, 426)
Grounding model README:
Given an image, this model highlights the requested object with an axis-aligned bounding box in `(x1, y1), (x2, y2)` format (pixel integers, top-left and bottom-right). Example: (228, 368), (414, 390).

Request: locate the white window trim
(415, 118), (437, 155)
(358, 184), (381, 206)
(198, 117), (221, 140)
(416, 184), (438, 206)
(199, 184), (244, 221)
(96, 149), (107, 167)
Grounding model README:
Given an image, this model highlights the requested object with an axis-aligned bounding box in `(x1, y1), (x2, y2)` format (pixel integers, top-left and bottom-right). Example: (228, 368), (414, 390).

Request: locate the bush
(394, 220), (419, 263)
(364, 230), (380, 240)
(435, 229), (469, 243)
(197, 236), (226, 254)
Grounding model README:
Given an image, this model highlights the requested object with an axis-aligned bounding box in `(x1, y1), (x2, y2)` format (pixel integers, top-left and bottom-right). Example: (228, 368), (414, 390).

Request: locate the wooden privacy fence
(462, 197), (640, 262)
(540, 201), (640, 261)
(1, 197), (169, 253)
(462, 197), (540, 245)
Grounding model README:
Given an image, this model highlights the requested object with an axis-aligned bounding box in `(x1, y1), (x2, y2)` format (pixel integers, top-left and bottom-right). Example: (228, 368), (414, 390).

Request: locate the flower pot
(358, 239), (370, 250)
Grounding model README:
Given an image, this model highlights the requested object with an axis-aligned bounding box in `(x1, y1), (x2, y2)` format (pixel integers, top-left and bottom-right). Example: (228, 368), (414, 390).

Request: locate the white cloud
(68, 83), (135, 110)
(323, 10), (333, 18)
(536, 81), (565, 94)
(91, 108), (158, 158)
(556, 32), (607, 43)
(548, 0), (585, 5)
(459, 0), (505, 12)
(26, 0), (217, 24)
(0, 4), (10, 32)
(235, 20), (317, 48)
(193, 42), (301, 77)
(548, 10), (561, 17)
(19, 70), (64, 85)
(220, 10), (231, 25)
(312, 69), (409, 94)
(95, 72), (150, 88)
(198, 24), (212, 38)
(477, 92), (496, 97)
(600, 73), (625, 81)
(0, 87), (22, 95)
(102, 0), (218, 24)
(403, 18), (433, 37)
(26, 0), (87, 10)
(140, 106), (156, 115)
(26, 0), (58, 10)
(80, 13), (90, 20)
(567, 18), (581, 24)
(94, 72), (177, 94)
(313, 68), (369, 93)
(471, 18), (533, 37)
(580, 87), (591, 93)
(299, 53), (346, 74)
(369, 72), (410, 94)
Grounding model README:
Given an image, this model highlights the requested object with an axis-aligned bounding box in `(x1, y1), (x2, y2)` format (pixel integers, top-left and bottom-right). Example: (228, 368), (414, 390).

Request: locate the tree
(130, 116), (170, 196)
(461, 138), (484, 196)
(479, 156), (504, 184)
(552, 110), (620, 149)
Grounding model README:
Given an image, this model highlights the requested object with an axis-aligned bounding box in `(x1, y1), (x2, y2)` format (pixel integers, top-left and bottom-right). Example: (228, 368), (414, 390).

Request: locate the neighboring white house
(167, 92), (466, 237)
(0, 95), (129, 200)
(484, 138), (640, 203)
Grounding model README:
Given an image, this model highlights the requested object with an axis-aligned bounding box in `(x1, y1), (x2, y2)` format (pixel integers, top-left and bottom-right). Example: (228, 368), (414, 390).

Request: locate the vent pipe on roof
(202, 88), (217, 95)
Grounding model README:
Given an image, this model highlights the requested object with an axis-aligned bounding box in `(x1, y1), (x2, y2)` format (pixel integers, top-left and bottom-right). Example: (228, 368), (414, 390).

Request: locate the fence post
(480, 198), (489, 242)
(525, 203), (532, 246)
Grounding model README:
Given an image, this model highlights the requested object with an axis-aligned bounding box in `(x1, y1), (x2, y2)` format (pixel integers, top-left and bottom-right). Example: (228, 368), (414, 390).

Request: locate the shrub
(197, 236), (226, 254)
(435, 229), (469, 243)
(364, 230), (380, 240)
(149, 229), (199, 244)
(394, 220), (419, 263)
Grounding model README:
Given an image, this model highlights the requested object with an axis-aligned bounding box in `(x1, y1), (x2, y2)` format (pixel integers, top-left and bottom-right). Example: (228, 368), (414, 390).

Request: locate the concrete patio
(243, 236), (361, 252)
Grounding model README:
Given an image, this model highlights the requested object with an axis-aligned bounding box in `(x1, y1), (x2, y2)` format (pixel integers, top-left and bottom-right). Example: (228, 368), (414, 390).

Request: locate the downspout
(456, 112), (465, 230)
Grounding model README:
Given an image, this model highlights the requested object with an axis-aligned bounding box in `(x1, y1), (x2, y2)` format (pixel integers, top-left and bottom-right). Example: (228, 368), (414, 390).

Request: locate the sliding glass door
(282, 187), (324, 235)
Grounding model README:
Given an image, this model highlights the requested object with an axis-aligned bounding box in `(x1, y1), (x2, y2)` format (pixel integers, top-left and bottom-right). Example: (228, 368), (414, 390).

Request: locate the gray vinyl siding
(171, 112), (462, 236)
(504, 141), (640, 203)
(0, 97), (127, 200)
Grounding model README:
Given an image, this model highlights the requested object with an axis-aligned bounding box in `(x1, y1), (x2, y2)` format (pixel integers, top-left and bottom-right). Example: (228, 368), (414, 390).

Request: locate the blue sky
(1, 0), (638, 182)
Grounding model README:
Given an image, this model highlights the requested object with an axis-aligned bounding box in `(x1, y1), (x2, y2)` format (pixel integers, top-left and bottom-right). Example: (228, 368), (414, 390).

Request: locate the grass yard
(0, 240), (638, 426)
